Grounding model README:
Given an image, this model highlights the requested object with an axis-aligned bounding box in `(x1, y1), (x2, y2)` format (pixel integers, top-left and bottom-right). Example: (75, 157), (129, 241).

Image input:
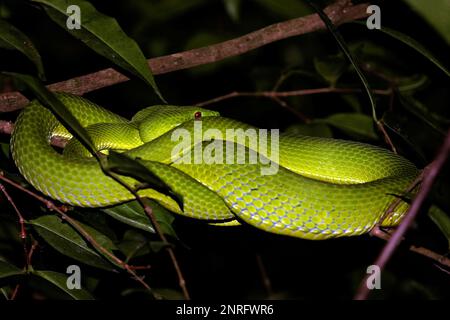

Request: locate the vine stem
(355, 128), (450, 300)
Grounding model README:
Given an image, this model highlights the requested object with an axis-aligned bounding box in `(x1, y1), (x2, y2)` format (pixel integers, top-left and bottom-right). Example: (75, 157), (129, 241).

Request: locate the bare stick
(354, 128), (450, 300)
(0, 1), (370, 112)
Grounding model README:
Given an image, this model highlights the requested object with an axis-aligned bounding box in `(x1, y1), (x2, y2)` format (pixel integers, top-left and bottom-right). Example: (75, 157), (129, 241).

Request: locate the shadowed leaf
(352, 21), (450, 78)
(428, 206), (450, 249)
(308, 1), (377, 122)
(102, 199), (177, 238)
(30, 215), (117, 271)
(31, 270), (94, 300)
(317, 113), (378, 140)
(0, 259), (23, 282)
(0, 19), (45, 79)
(33, 0), (164, 101)
(314, 54), (347, 86)
(401, 0), (450, 45)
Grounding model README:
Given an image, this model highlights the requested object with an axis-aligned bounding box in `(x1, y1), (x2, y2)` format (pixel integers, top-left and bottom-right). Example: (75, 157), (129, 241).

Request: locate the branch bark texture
(0, 1), (369, 112)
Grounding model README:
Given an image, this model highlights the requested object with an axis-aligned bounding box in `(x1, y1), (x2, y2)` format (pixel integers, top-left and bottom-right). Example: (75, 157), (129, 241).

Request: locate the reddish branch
(0, 0), (447, 299)
(0, 86), (392, 137)
(355, 128), (450, 300)
(0, 0), (370, 112)
(371, 227), (450, 268)
(0, 172), (159, 297)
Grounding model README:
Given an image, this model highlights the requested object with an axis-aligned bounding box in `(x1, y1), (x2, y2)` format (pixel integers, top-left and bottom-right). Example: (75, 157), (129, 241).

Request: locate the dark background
(0, 0), (449, 299)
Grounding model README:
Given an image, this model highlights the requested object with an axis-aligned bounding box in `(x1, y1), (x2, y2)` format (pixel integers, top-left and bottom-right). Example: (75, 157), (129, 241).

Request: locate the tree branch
(0, 1), (370, 112)
(0, 172), (160, 297)
(354, 128), (450, 300)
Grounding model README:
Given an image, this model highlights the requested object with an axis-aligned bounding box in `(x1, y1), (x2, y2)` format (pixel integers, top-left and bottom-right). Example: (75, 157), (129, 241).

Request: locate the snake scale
(10, 93), (420, 239)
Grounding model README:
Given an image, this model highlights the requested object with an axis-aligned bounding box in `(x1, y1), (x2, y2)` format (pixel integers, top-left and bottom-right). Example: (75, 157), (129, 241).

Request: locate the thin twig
(10, 284), (20, 300)
(355, 128), (450, 300)
(0, 172), (157, 296)
(106, 173), (190, 300)
(0, 183), (29, 268)
(371, 169), (423, 231)
(9, 239), (39, 300)
(0, 1), (370, 112)
(371, 227), (450, 268)
(195, 87), (391, 107)
(0, 86), (390, 139)
(376, 119), (397, 154)
(269, 96), (311, 123)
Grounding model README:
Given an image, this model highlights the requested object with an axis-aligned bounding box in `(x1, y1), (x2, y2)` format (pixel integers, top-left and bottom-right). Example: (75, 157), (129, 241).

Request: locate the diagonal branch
(0, 1), (370, 112)
(354, 128), (450, 300)
(0, 172), (159, 297)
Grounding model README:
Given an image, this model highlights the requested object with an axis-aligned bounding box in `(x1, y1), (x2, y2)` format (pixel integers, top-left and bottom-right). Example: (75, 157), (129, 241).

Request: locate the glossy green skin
(11, 93), (420, 239)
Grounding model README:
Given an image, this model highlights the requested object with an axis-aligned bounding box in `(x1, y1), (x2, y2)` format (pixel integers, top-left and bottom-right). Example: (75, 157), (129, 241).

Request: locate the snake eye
(194, 111), (202, 120)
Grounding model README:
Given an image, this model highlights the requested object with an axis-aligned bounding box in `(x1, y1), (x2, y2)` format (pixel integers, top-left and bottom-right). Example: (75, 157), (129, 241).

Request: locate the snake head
(134, 105), (220, 142)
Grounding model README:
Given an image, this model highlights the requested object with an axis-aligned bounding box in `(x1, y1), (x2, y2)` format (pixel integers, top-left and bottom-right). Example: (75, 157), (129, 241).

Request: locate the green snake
(10, 93), (420, 240)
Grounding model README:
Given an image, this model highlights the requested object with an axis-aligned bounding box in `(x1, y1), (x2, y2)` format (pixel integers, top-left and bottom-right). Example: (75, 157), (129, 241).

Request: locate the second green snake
(11, 93), (420, 240)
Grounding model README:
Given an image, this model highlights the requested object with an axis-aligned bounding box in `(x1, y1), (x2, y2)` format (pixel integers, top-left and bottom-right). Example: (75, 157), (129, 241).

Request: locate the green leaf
(428, 206), (450, 249)
(103, 201), (155, 233)
(352, 22), (450, 78)
(4, 73), (97, 156)
(284, 123), (333, 138)
(0, 143), (10, 160)
(308, 2), (377, 121)
(102, 199), (177, 238)
(313, 54), (347, 86)
(0, 19), (45, 79)
(30, 215), (116, 271)
(341, 94), (362, 113)
(71, 210), (118, 243)
(33, 0), (164, 101)
(106, 151), (169, 192)
(152, 288), (184, 300)
(254, 0), (312, 18)
(118, 230), (152, 261)
(401, 0), (450, 45)
(223, 0), (241, 22)
(398, 93), (447, 136)
(397, 74), (428, 93)
(6, 73), (173, 202)
(0, 260), (23, 281)
(31, 270), (94, 300)
(125, 0), (206, 25)
(317, 113), (378, 140)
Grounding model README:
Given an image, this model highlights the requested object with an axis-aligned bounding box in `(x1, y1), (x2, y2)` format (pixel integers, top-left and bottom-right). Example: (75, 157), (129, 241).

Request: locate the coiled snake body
(11, 93), (419, 239)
